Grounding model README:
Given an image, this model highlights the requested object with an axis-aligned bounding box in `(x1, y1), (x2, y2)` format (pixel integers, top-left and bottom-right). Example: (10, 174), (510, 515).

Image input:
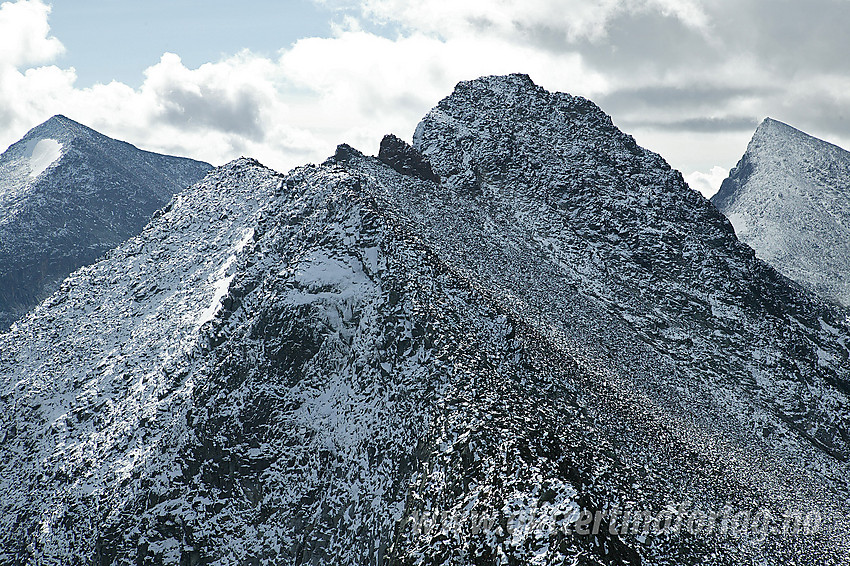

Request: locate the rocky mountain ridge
(0, 76), (848, 565)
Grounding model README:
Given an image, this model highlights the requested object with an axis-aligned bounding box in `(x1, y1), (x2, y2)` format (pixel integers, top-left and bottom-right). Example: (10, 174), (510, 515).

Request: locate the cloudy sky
(1, 0), (849, 197)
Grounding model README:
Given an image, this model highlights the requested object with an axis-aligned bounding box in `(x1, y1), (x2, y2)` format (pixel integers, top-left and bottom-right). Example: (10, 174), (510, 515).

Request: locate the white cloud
(278, 27), (609, 156)
(2, 0), (850, 186)
(0, 10), (610, 173)
(0, 0), (63, 67)
(685, 165), (729, 198)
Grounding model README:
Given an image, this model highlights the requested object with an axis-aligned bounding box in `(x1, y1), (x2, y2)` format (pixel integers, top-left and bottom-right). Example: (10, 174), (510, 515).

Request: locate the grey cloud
(598, 85), (774, 113)
(520, 2), (850, 146)
(0, 105), (14, 132)
(623, 116), (760, 133)
(499, 1), (850, 80)
(717, 0), (850, 76)
(768, 95), (850, 142)
(157, 84), (266, 141)
(321, 0), (850, 175)
(577, 11), (718, 73)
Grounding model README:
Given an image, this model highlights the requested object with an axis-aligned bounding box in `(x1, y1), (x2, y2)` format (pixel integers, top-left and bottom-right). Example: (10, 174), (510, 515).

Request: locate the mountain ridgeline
(0, 115), (212, 330)
(0, 76), (848, 565)
(712, 117), (850, 307)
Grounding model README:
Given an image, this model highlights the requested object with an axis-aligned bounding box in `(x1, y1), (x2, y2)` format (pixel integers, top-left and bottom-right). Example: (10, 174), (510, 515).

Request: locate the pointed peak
(752, 116), (823, 142)
(753, 117), (797, 136)
(39, 114), (86, 130)
(22, 114), (98, 144)
(747, 117), (848, 156)
(44, 114), (77, 125)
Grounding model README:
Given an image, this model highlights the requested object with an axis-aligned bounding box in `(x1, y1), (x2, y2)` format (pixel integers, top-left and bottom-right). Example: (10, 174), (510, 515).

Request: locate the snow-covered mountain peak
(0, 116), (94, 182)
(753, 116), (794, 137)
(740, 117), (849, 167)
(28, 113), (84, 136)
(448, 72), (539, 98)
(712, 118), (850, 306)
(7, 115), (98, 162)
(0, 115), (212, 330)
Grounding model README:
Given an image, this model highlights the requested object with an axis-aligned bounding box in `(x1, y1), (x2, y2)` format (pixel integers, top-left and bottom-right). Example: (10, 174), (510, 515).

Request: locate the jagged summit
(440, 73), (617, 124)
(712, 117), (850, 306)
(1, 76), (849, 564)
(452, 72), (537, 92)
(0, 116), (212, 330)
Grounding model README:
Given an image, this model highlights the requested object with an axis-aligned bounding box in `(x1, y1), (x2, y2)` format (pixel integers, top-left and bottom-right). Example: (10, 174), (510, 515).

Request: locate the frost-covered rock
(1, 77), (849, 565)
(712, 118), (850, 307)
(0, 115), (211, 330)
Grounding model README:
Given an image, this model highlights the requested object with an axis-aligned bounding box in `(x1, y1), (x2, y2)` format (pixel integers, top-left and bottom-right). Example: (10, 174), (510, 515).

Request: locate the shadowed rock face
(377, 133), (440, 183)
(0, 115), (212, 330)
(0, 77), (849, 565)
(713, 117), (850, 307)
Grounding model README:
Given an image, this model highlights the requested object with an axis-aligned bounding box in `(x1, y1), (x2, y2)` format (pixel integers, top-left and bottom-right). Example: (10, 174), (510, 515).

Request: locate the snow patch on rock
(197, 227), (254, 326)
(28, 138), (62, 177)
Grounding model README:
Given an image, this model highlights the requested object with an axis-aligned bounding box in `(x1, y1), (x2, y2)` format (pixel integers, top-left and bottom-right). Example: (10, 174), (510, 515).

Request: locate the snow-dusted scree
(713, 118), (850, 308)
(0, 75), (848, 565)
(0, 115), (211, 331)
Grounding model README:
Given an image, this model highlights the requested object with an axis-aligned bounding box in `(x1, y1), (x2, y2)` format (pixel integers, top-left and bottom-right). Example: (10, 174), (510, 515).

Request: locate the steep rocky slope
(0, 115), (211, 330)
(712, 118), (850, 307)
(1, 77), (848, 565)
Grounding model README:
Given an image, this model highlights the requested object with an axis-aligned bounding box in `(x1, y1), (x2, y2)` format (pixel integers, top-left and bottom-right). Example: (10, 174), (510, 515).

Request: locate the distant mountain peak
(22, 114), (92, 141)
(758, 116), (783, 127)
(712, 118), (850, 306)
(41, 113), (76, 127)
(752, 116), (814, 143)
(0, 117), (212, 330)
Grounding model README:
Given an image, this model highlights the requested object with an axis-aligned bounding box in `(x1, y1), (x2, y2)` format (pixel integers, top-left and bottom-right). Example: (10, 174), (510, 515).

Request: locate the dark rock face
(712, 118), (850, 307)
(0, 115), (212, 330)
(377, 134), (440, 183)
(332, 142), (363, 163)
(0, 78), (849, 565)
(711, 154), (754, 213)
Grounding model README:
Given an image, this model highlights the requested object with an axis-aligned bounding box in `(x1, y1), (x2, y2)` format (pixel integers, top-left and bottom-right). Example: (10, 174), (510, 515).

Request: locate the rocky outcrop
(377, 133), (439, 183)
